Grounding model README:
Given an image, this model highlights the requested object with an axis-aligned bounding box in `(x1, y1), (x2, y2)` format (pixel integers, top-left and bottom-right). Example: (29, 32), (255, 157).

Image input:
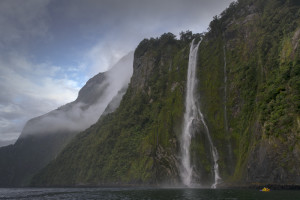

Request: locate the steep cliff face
(31, 34), (192, 186)
(32, 0), (299, 187)
(197, 0), (300, 185)
(0, 52), (133, 187)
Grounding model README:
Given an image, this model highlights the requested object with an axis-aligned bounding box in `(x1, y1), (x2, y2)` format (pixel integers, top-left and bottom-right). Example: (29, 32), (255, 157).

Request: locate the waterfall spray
(180, 39), (221, 188)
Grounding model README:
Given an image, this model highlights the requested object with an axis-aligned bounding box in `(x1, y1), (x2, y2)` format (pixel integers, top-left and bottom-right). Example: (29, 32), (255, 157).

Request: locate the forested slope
(32, 0), (300, 187)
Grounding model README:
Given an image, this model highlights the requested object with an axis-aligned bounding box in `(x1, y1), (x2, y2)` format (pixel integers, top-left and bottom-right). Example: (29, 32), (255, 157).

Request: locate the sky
(0, 0), (234, 142)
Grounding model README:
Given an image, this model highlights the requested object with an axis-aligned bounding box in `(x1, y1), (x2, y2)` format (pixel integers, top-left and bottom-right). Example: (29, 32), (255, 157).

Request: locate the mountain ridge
(1, 0), (299, 188)
(32, 0), (300, 187)
(0, 52), (133, 187)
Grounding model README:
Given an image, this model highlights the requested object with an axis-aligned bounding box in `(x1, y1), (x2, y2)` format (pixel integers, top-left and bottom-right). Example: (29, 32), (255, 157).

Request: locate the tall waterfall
(180, 39), (221, 188)
(180, 39), (201, 187)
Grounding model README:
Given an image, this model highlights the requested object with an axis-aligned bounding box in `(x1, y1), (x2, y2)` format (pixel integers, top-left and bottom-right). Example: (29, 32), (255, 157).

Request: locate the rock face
(4, 0), (300, 187)
(32, 0), (300, 188)
(0, 52), (133, 187)
(31, 33), (190, 186)
(198, 0), (300, 186)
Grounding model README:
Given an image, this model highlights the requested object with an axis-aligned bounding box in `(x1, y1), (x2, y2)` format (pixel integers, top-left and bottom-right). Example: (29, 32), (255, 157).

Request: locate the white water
(197, 97), (221, 189)
(180, 39), (221, 188)
(180, 39), (201, 187)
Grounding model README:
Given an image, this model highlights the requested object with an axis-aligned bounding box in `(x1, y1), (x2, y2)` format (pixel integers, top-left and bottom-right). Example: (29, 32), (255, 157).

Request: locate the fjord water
(1, 188), (299, 200)
(180, 39), (221, 188)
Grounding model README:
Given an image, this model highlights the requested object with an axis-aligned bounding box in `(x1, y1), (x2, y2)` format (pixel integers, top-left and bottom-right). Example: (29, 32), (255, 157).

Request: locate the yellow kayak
(260, 187), (270, 192)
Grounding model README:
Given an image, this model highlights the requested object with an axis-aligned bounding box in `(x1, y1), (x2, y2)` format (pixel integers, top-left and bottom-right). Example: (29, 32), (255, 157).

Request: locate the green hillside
(32, 0), (300, 187)
(32, 33), (194, 186)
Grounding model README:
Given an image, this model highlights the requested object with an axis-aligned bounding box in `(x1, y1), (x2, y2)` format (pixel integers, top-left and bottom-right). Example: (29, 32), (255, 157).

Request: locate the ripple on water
(0, 188), (299, 200)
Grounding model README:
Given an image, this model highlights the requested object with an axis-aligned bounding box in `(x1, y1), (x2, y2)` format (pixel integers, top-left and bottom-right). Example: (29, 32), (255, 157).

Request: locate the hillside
(31, 33), (192, 186)
(32, 0), (300, 187)
(202, 0), (300, 185)
(0, 53), (133, 187)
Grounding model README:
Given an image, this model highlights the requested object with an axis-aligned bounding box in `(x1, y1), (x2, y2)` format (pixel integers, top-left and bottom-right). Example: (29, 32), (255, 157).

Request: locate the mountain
(32, 0), (300, 188)
(31, 33), (191, 186)
(0, 0), (296, 188)
(202, 0), (300, 186)
(0, 52), (133, 187)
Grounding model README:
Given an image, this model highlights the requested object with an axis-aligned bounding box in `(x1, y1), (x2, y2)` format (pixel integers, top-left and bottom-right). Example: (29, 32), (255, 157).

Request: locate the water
(0, 188), (299, 200)
(180, 39), (201, 187)
(180, 39), (221, 188)
(197, 105), (221, 189)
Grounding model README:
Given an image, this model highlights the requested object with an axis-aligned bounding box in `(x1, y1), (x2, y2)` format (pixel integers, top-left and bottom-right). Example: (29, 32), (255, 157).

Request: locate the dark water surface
(0, 187), (299, 200)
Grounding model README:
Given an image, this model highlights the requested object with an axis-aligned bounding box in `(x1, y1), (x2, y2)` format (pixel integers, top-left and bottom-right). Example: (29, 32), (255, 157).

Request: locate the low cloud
(86, 40), (129, 74)
(20, 52), (133, 138)
(0, 53), (80, 141)
(0, 0), (234, 142)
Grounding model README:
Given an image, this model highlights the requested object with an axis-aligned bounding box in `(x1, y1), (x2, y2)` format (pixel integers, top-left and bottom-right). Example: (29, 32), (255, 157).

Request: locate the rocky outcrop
(247, 139), (300, 184)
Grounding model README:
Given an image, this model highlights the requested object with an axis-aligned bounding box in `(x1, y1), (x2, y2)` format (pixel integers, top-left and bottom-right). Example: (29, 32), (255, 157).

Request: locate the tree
(180, 30), (193, 42)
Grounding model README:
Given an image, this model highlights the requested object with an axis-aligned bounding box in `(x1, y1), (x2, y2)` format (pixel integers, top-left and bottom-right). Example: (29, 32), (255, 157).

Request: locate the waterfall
(180, 39), (221, 188)
(197, 97), (221, 189)
(180, 39), (201, 187)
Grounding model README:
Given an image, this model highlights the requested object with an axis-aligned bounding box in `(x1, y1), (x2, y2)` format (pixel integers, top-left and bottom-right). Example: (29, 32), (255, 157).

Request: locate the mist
(19, 52), (133, 138)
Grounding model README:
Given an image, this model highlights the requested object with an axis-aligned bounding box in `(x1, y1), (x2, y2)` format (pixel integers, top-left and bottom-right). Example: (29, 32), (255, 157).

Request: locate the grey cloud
(0, 53), (80, 141)
(0, 98), (65, 141)
(0, 116), (22, 141)
(21, 52), (133, 138)
(0, 0), (50, 49)
(53, 0), (234, 31)
(72, 0), (234, 74)
(0, 139), (15, 147)
(0, 0), (234, 142)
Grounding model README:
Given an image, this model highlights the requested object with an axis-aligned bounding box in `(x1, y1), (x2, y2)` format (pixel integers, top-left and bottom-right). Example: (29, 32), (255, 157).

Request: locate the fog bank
(20, 52), (133, 138)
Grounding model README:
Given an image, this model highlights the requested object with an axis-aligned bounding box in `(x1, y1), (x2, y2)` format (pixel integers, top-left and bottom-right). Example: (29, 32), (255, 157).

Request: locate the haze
(0, 0), (234, 143)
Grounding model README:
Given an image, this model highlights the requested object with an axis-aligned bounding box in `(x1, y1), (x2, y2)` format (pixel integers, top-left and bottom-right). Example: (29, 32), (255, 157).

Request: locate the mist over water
(20, 52), (133, 138)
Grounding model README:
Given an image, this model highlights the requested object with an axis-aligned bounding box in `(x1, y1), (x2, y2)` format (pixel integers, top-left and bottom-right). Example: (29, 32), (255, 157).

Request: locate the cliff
(197, 0), (300, 186)
(31, 33), (191, 186)
(31, 0), (300, 187)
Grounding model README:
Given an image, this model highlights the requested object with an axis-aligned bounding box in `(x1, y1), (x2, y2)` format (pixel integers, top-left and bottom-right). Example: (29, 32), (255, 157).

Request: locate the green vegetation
(32, 34), (195, 186)
(200, 0), (300, 183)
(32, 0), (300, 186)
